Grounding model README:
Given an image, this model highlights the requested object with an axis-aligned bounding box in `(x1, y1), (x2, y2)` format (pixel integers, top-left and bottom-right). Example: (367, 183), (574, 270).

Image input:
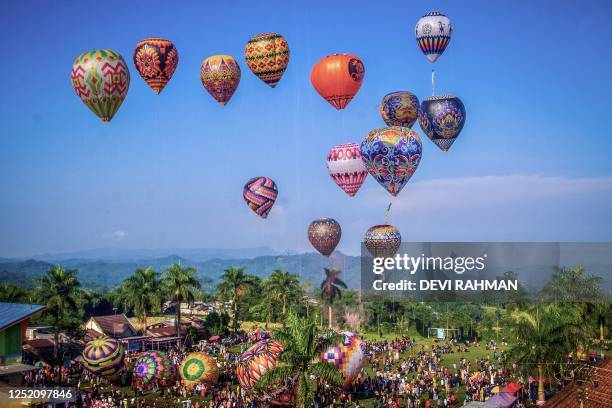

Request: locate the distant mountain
(0, 253), (362, 291)
(30, 246), (279, 263)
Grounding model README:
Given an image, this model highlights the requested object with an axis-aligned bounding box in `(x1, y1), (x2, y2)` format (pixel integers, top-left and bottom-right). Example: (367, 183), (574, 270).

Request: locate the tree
(217, 267), (259, 333)
(320, 268), (347, 329)
(260, 312), (343, 407)
(121, 267), (161, 334)
(508, 303), (588, 404)
(163, 264), (200, 339)
(35, 266), (82, 360)
(0, 282), (27, 303)
(265, 270), (302, 321)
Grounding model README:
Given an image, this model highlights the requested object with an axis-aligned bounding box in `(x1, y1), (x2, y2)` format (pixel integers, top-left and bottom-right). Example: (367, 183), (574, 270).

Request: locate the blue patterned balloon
(418, 95), (466, 152)
(360, 127), (422, 197)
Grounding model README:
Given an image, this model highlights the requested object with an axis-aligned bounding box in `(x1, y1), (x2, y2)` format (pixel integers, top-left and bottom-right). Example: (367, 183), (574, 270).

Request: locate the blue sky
(1, 0), (611, 257)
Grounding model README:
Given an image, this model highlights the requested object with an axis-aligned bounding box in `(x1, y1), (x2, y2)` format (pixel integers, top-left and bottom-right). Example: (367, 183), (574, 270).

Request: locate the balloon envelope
(320, 332), (365, 387)
(133, 37), (179, 94)
(326, 143), (368, 197)
(81, 336), (124, 377)
(71, 49), (130, 122)
(200, 55), (241, 105)
(415, 12), (452, 63)
(245, 33), (290, 88)
(308, 217), (341, 256)
(418, 95), (466, 151)
(310, 54), (364, 110)
(380, 92), (420, 128)
(180, 352), (219, 387)
(243, 177), (278, 218)
(133, 351), (176, 387)
(236, 339), (284, 390)
(360, 127), (423, 196)
(364, 225), (402, 258)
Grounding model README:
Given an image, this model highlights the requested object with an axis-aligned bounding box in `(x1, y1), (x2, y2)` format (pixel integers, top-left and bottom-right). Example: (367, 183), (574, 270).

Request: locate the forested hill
(0, 253), (361, 290)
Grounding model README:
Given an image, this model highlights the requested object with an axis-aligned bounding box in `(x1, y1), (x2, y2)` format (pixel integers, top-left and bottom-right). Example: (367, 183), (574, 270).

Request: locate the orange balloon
(310, 54), (364, 110)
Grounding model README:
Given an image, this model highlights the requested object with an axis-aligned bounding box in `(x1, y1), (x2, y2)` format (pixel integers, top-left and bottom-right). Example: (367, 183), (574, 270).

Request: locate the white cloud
(102, 230), (128, 241)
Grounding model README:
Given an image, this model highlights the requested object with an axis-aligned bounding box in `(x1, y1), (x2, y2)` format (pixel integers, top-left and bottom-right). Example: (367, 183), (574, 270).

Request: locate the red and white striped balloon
(326, 143), (368, 197)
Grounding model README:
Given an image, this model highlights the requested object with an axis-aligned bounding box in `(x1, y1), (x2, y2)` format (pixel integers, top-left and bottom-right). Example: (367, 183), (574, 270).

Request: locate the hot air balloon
(236, 339), (284, 390)
(415, 12), (452, 63)
(364, 225), (402, 258)
(133, 351), (176, 387)
(310, 54), (364, 110)
(243, 177), (278, 218)
(71, 50), (130, 122)
(320, 331), (365, 387)
(133, 37), (179, 94)
(308, 217), (341, 256)
(360, 127), (423, 196)
(418, 95), (466, 151)
(81, 336), (125, 377)
(179, 352), (219, 388)
(326, 143), (368, 197)
(200, 55), (241, 106)
(244, 33), (290, 88)
(380, 92), (420, 128)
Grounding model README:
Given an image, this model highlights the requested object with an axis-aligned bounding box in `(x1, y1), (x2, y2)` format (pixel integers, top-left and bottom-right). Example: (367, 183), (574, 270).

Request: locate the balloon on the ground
(200, 55), (241, 106)
(310, 54), (364, 110)
(360, 127), (423, 196)
(243, 177), (278, 219)
(133, 351), (176, 386)
(81, 336), (124, 377)
(415, 12), (452, 63)
(308, 217), (341, 256)
(320, 331), (365, 387)
(364, 225), (402, 258)
(418, 95), (466, 151)
(133, 37), (179, 94)
(236, 339), (284, 390)
(179, 352), (219, 387)
(326, 143), (368, 197)
(244, 33), (289, 88)
(71, 50), (130, 122)
(380, 92), (420, 128)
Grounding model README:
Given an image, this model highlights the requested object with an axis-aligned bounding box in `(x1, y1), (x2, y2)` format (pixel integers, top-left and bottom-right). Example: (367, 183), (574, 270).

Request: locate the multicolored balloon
(81, 336), (124, 377)
(70, 50), (130, 122)
(320, 332), (365, 387)
(243, 177), (278, 219)
(133, 351), (176, 387)
(418, 95), (466, 151)
(364, 225), (402, 258)
(133, 37), (179, 94)
(308, 217), (341, 256)
(179, 352), (219, 388)
(244, 33), (290, 88)
(380, 92), (420, 128)
(200, 55), (241, 106)
(326, 143), (368, 197)
(236, 339), (284, 390)
(310, 54), (364, 110)
(360, 127), (423, 196)
(415, 12), (452, 63)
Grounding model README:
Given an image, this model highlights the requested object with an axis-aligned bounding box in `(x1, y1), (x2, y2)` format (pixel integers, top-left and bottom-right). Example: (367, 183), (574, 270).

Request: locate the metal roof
(0, 302), (45, 331)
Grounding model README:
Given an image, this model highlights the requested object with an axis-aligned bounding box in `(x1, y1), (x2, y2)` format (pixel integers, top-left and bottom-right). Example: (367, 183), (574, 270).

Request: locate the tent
(486, 392), (517, 408)
(503, 382), (522, 395)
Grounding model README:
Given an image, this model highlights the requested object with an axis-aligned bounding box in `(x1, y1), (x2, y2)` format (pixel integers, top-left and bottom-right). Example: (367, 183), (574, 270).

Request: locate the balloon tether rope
(385, 202), (392, 223)
(432, 69), (436, 96)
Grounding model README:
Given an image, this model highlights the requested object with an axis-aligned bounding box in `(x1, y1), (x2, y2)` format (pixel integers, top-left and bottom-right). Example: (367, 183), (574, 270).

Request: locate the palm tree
(508, 303), (588, 404)
(121, 267), (161, 334)
(0, 282), (27, 302)
(320, 268), (347, 329)
(260, 312), (343, 407)
(265, 270), (302, 321)
(35, 266), (81, 359)
(217, 267), (259, 333)
(163, 263), (200, 339)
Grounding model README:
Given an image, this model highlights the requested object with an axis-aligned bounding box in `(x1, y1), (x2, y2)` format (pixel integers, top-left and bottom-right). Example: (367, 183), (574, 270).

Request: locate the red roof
(23, 339), (54, 349)
(90, 314), (137, 338)
(147, 327), (177, 338)
(544, 358), (611, 407)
